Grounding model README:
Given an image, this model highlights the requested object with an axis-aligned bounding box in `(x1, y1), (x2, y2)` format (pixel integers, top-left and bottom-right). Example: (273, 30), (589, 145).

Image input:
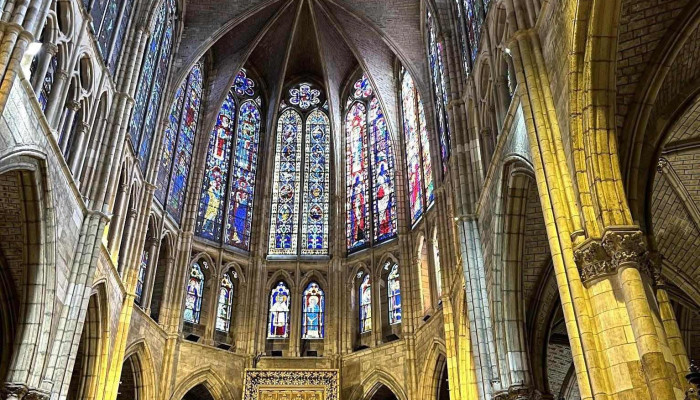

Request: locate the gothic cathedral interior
(0, 0), (698, 399)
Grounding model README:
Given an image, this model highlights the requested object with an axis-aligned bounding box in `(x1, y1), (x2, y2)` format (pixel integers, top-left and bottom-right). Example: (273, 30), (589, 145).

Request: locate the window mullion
(221, 96), (239, 245)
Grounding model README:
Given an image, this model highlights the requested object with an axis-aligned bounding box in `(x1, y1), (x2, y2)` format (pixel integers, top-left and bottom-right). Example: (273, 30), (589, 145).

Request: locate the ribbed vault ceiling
(172, 0), (432, 151)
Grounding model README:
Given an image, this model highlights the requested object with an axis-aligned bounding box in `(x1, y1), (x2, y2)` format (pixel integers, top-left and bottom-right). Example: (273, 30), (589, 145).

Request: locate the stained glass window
(215, 273), (234, 332)
(135, 250), (148, 305)
(427, 10), (451, 173)
(302, 109), (330, 255)
(269, 109), (303, 255)
(226, 101), (261, 249)
(183, 263), (205, 324)
(269, 82), (330, 256)
(196, 93), (235, 241)
(268, 281), (290, 339)
(453, 0), (471, 74)
(345, 74), (398, 253)
(194, 69), (261, 250)
(387, 262), (401, 325)
(401, 70), (434, 225)
(129, 0), (176, 171)
(460, 0), (488, 65)
(155, 62), (203, 223)
(84, 0), (134, 71)
(301, 282), (325, 339)
(359, 274), (372, 333)
(39, 55), (57, 112)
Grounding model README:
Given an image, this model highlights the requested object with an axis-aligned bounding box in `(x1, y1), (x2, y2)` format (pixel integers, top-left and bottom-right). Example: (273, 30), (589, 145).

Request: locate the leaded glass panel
(269, 110), (303, 255)
(346, 102), (370, 251)
(387, 263), (401, 325)
(225, 101), (261, 250)
(183, 263), (204, 324)
(154, 81), (186, 204)
(301, 282), (325, 339)
(369, 97), (397, 243)
(215, 274), (234, 332)
(359, 274), (372, 333)
(268, 282), (290, 338)
(301, 109), (330, 255)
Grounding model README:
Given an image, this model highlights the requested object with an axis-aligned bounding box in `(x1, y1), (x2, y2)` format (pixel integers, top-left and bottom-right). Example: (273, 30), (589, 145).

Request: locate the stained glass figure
(269, 109), (303, 255)
(39, 55), (57, 112)
(289, 83), (321, 110)
(164, 63), (203, 222)
(129, 0), (175, 171)
(427, 10), (451, 173)
(269, 82), (330, 256)
(346, 102), (369, 251)
(196, 92), (235, 241)
(84, 0), (135, 72)
(401, 70), (434, 225)
(155, 80), (186, 204)
(183, 263), (205, 324)
(135, 250), (148, 305)
(369, 97), (397, 243)
(464, 0), (485, 63)
(301, 282), (325, 339)
(387, 262), (401, 325)
(359, 274), (372, 333)
(345, 75), (397, 252)
(233, 69), (255, 97)
(301, 109), (330, 255)
(353, 74), (373, 99)
(215, 273), (234, 332)
(226, 101), (261, 250)
(268, 281), (291, 338)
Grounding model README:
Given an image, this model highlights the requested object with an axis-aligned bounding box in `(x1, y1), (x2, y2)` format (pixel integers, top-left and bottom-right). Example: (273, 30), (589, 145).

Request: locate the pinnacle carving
(574, 228), (651, 283)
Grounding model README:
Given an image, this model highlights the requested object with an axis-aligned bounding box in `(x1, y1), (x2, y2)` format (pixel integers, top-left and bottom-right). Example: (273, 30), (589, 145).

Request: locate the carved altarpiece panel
(243, 369), (339, 400)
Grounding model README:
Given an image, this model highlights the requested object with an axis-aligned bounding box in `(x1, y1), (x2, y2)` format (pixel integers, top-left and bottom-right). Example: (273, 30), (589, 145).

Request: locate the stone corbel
(574, 227), (651, 284)
(1, 384), (27, 400)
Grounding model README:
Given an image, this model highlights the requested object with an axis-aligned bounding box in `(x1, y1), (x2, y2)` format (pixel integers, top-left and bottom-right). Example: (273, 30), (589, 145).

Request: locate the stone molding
(574, 228), (652, 283)
(494, 386), (547, 400)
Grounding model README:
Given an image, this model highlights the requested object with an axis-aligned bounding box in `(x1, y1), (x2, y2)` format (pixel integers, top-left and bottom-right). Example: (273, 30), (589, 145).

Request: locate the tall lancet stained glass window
(427, 10), (451, 173)
(83, 0), (135, 70)
(301, 282), (325, 339)
(359, 273), (372, 333)
(345, 74), (398, 253)
(268, 281), (291, 338)
(184, 263), (205, 324)
(216, 273), (234, 332)
(154, 62), (204, 223)
(129, 0), (176, 171)
(195, 69), (262, 251)
(387, 262), (401, 325)
(401, 69), (435, 225)
(269, 82), (330, 256)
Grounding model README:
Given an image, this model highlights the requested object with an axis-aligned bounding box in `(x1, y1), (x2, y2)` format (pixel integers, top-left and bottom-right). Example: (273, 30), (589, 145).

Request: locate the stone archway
(182, 384), (214, 400)
(365, 384), (399, 400)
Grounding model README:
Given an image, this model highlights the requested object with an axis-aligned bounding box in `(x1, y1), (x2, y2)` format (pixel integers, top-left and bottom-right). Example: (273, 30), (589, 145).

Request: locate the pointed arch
(350, 368), (408, 400)
(417, 340), (448, 400)
(170, 367), (235, 400)
(121, 341), (157, 400)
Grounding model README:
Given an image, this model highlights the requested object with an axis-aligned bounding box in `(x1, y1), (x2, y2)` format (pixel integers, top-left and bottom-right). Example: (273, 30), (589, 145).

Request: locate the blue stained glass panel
(39, 55), (57, 112)
(225, 101), (261, 250)
(166, 64), (203, 222)
(369, 97), (397, 242)
(96, 0), (120, 57)
(215, 274), (234, 332)
(359, 274), (372, 333)
(195, 93), (236, 241)
(108, 0), (133, 75)
(138, 23), (174, 170)
(301, 282), (325, 339)
(268, 282), (290, 338)
(427, 10), (451, 174)
(387, 263), (401, 324)
(128, 1), (166, 147)
(183, 263), (204, 324)
(417, 95), (434, 206)
(353, 74), (373, 99)
(154, 81), (186, 204)
(269, 110), (303, 255)
(89, 0), (109, 34)
(301, 109), (330, 255)
(233, 69), (255, 97)
(346, 102), (370, 252)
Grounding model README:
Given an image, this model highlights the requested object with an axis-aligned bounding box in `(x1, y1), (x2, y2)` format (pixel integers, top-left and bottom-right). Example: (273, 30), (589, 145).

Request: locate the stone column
(68, 121), (90, 179)
(58, 100), (80, 155)
(30, 43), (57, 93)
(44, 69), (68, 127)
(142, 237), (159, 313)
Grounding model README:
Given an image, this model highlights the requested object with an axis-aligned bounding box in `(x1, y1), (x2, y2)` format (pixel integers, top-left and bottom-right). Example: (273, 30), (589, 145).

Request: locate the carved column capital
(1, 384), (28, 399)
(24, 390), (50, 400)
(574, 227), (651, 283)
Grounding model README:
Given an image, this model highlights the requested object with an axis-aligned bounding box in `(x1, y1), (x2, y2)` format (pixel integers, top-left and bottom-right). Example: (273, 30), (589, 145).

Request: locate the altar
(242, 369), (339, 400)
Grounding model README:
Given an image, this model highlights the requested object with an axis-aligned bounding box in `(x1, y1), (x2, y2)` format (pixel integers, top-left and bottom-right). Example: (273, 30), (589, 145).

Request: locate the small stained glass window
(215, 273), (234, 332)
(183, 263), (205, 324)
(268, 282), (291, 338)
(301, 282), (325, 339)
(359, 274), (372, 333)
